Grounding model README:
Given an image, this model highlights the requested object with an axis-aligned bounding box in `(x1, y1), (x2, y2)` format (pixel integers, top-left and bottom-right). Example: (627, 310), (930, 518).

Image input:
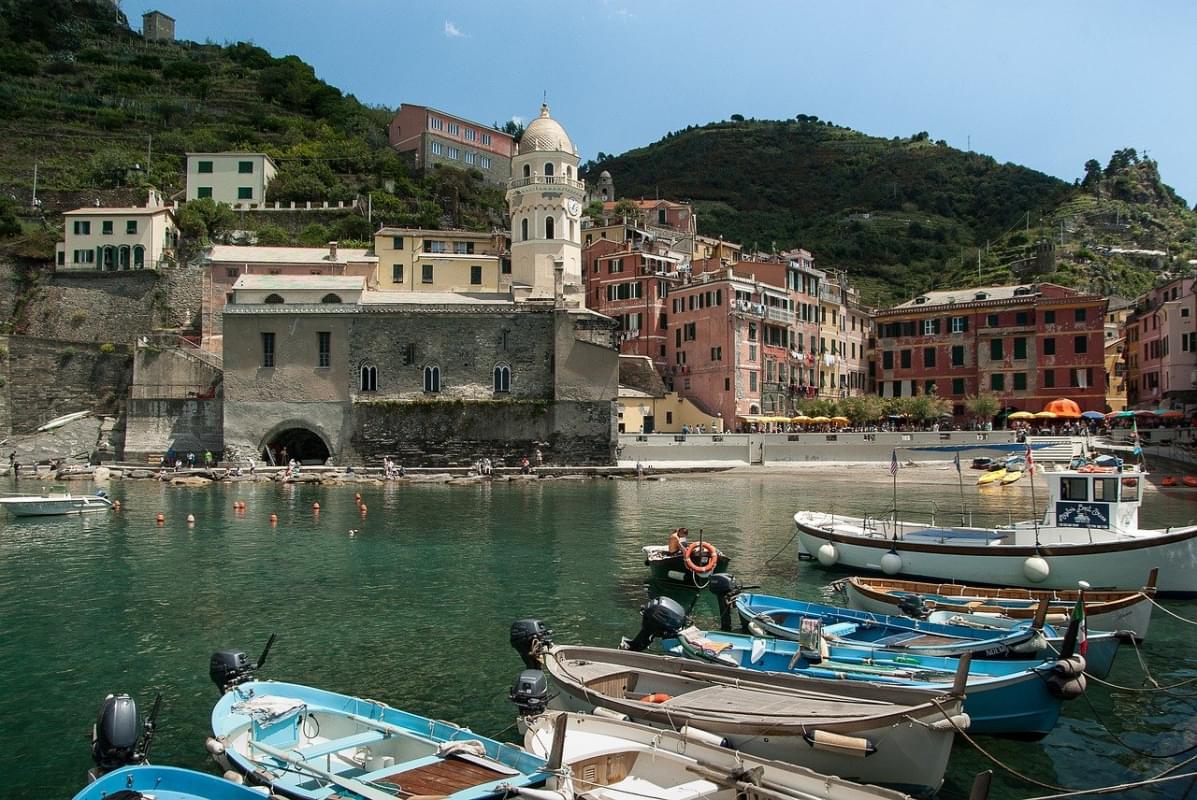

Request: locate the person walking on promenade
(521, 456), (531, 474)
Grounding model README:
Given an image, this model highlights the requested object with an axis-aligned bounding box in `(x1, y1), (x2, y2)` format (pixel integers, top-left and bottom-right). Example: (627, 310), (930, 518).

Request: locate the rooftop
(208, 245), (375, 265)
(232, 275), (366, 292)
(359, 291), (512, 305)
(519, 103), (575, 155)
(64, 206), (172, 216)
(376, 227), (497, 239)
(401, 103), (515, 139)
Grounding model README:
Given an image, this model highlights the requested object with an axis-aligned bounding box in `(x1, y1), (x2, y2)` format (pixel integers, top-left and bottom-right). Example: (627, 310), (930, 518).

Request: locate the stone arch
(493, 363), (511, 393)
(264, 293), (285, 304)
(321, 293), (342, 303)
(259, 420), (333, 465)
(523, 163), (531, 178)
(360, 362), (377, 392)
(544, 162), (554, 177)
(520, 217), (528, 241)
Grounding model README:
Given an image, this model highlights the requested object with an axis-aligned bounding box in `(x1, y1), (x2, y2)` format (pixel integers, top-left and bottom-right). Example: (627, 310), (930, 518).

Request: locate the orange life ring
(683, 541), (719, 575)
(1185, 476), (1197, 488)
(1162, 476), (1178, 487)
(640, 693), (673, 704)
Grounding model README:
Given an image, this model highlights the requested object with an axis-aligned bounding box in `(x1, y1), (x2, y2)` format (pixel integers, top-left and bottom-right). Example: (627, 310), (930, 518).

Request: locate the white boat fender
(802, 730), (877, 757)
(928, 712), (971, 732)
(680, 724), (729, 748)
(206, 737), (226, 756)
(747, 620), (769, 639)
(592, 706), (630, 721)
(667, 570), (689, 582)
(1023, 556), (1050, 583)
(1010, 631), (1048, 654)
(816, 543), (839, 566)
(880, 550), (903, 576)
(1053, 654), (1087, 678)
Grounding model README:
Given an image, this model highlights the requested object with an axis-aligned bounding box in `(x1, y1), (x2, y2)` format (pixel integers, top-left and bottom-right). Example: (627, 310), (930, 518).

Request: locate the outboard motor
(708, 574), (743, 633)
(210, 633), (276, 694)
(510, 620), (554, 670)
(90, 693), (161, 780)
(897, 594), (930, 620)
(509, 669), (550, 718)
(621, 596), (687, 652)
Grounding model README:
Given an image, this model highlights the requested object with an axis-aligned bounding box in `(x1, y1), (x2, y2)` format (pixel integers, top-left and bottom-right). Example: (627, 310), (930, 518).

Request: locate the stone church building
(220, 105), (621, 466)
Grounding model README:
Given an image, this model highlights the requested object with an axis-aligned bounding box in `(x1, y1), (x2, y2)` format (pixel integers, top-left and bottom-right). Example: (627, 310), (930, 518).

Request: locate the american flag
(889, 449), (899, 477)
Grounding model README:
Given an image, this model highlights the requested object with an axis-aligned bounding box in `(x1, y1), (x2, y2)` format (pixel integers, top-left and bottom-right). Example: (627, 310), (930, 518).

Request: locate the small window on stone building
(403, 343), (416, 365)
(523, 164), (531, 178)
(317, 331), (331, 368)
(521, 218), (528, 241)
(261, 332), (275, 367)
(423, 365), (441, 393)
(264, 294), (284, 304)
(493, 364), (511, 393)
(360, 364), (377, 392)
(545, 216), (555, 239)
(321, 294), (342, 304)
(470, 266), (483, 285)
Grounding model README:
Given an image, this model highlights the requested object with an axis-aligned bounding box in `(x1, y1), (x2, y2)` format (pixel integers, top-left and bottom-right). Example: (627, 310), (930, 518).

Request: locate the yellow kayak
(1001, 469), (1024, 485)
(977, 468), (1006, 485)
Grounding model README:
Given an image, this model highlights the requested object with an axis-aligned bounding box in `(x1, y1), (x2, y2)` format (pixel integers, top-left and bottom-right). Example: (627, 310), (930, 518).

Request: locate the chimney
(328, 241), (338, 261)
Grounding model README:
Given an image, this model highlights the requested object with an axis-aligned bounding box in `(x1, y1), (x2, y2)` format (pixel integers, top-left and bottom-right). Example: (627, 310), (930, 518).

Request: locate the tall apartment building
(1123, 277), (1197, 407)
(388, 104), (516, 184)
(874, 283), (1108, 416)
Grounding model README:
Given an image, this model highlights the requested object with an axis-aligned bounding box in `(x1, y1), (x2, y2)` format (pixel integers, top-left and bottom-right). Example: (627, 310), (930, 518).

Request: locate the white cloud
(444, 20), (466, 38)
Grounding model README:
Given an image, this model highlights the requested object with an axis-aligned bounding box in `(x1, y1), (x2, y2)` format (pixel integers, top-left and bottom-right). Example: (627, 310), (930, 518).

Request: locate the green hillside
(0, 0), (505, 253)
(584, 118), (1196, 305)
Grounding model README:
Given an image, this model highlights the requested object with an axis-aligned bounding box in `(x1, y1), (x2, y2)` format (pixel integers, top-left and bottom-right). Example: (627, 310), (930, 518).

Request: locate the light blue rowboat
(210, 681), (548, 800)
(733, 592), (1048, 659)
(664, 626), (1081, 738)
(72, 765), (270, 800)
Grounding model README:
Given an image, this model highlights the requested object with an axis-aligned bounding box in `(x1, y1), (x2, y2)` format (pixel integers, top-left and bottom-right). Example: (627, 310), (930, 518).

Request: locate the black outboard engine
(897, 594), (930, 620)
(510, 619), (554, 669)
(210, 633), (276, 694)
(509, 669), (550, 718)
(90, 693), (161, 779)
(622, 596), (687, 652)
(708, 574), (744, 632)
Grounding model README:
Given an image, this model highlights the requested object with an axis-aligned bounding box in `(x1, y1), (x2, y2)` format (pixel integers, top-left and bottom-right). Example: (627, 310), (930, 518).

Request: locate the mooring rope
(1150, 596), (1197, 627)
(1021, 768), (1197, 800)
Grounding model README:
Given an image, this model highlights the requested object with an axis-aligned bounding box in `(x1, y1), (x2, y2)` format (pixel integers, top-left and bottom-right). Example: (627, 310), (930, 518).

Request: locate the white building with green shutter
(185, 152), (278, 207)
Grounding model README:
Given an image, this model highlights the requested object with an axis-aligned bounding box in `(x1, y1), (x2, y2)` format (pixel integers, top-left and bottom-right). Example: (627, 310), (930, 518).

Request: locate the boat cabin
(1043, 465), (1142, 532)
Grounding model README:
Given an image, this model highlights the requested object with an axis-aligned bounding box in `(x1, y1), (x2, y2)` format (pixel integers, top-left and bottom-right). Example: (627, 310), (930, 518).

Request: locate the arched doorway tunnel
(263, 428), (330, 465)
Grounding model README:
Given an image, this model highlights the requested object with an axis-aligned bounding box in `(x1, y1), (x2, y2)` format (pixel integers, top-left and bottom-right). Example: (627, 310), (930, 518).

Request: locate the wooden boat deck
(661, 684), (892, 721)
(379, 756), (507, 797)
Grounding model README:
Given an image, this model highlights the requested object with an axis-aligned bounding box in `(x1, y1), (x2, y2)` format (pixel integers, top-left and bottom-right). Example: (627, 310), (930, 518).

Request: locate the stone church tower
(506, 104), (585, 302)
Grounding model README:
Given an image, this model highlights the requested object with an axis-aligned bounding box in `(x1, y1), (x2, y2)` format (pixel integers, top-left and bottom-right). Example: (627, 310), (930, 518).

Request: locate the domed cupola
(519, 104), (576, 155)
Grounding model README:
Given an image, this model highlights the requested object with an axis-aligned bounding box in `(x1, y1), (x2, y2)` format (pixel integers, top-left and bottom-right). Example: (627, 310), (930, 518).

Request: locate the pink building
(1124, 276), (1197, 406)
(388, 104), (516, 184)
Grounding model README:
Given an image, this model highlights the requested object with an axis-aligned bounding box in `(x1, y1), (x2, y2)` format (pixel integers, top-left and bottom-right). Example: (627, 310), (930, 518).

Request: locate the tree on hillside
(1082, 158), (1103, 190)
(176, 198), (235, 246)
(613, 198), (641, 223)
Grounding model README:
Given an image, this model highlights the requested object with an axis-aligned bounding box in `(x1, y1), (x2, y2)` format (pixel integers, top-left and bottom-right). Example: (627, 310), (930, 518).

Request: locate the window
(923, 347), (936, 367)
(1074, 335), (1088, 354)
(990, 339), (1003, 360)
(501, 259), (511, 275)
(429, 116), (443, 130)
(321, 294), (341, 304)
(748, 345), (757, 361)
(990, 373), (1005, 391)
(952, 378), (965, 394)
(882, 351), (893, 369)
(423, 365), (441, 393)
(1094, 477), (1118, 502)
(1044, 337), (1056, 355)
(923, 318), (938, 335)
(749, 372), (757, 391)
(1044, 370), (1055, 388)
(421, 264), (434, 283)
(1060, 477), (1089, 501)
(263, 293), (284, 304)
(951, 345), (965, 366)
(72, 220), (91, 235)
(392, 264), (404, 283)
(464, 152), (475, 165)
(453, 242), (476, 255)
(521, 218), (528, 241)
(448, 122), (459, 135)
(197, 160), (213, 173)
(987, 314), (999, 327)
(1075, 308), (1087, 322)
(1013, 337), (1027, 359)
(900, 350), (911, 369)
(126, 220), (138, 234)
(260, 332), (275, 367)
(710, 346), (722, 361)
(237, 187), (253, 200)
(238, 161), (254, 174)
(197, 187), (213, 199)
(544, 163), (554, 177)
(1044, 310), (1056, 324)
(1016, 311), (1029, 325)
(317, 332), (331, 367)
(480, 156), (491, 169)
(470, 265), (482, 285)
(493, 365), (511, 393)
(924, 379), (936, 395)
(481, 132), (492, 145)
(360, 364), (377, 392)
(102, 220), (113, 235)
(1013, 372), (1027, 390)
(465, 129), (476, 141)
(523, 164), (531, 178)
(725, 378), (731, 390)
(1184, 308), (1192, 318)
(892, 381), (902, 398)
(951, 316), (967, 333)
(447, 147), (459, 159)
(545, 216), (554, 239)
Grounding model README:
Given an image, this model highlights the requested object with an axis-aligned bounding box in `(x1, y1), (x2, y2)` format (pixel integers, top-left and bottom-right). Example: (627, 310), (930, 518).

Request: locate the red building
(873, 283), (1108, 416)
(584, 237), (680, 371)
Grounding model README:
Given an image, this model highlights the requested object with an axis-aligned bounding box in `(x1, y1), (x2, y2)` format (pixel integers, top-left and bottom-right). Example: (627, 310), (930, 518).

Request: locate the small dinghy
(207, 637), (548, 800)
(74, 766), (269, 800)
(733, 592), (1048, 659)
(508, 618), (963, 797)
(513, 712), (936, 800)
(971, 457), (996, 470)
(1162, 476), (1179, 487)
(665, 623), (1084, 738)
(642, 528), (729, 586)
(840, 571), (1156, 641)
(976, 467), (1006, 486)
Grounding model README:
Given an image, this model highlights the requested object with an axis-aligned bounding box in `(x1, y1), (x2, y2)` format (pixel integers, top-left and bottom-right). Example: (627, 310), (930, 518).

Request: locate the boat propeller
(209, 632), (276, 694)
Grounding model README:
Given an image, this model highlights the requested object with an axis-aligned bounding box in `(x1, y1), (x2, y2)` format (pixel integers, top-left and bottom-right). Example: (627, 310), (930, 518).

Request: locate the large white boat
(0, 490), (113, 516)
(796, 464), (1197, 595)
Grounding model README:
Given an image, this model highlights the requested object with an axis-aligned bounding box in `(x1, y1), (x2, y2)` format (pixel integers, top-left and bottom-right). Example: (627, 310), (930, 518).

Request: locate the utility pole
(31, 162), (38, 208)
(147, 135), (152, 177)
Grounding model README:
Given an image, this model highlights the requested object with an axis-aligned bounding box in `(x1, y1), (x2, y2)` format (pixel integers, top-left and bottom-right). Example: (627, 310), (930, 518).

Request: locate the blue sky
(127, 1), (1196, 203)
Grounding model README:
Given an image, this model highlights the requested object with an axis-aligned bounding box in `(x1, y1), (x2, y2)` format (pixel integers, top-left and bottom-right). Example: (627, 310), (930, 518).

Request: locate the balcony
(507, 175), (584, 191)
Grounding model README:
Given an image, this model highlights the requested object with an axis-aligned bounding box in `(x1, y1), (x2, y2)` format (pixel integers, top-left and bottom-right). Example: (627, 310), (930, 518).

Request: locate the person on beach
(535, 447), (543, 467)
(521, 457), (531, 474)
(187, 451), (196, 468)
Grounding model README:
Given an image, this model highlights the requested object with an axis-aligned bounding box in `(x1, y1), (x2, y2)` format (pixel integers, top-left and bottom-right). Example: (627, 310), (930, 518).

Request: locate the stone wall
(0, 336), (133, 435)
(123, 398), (224, 461)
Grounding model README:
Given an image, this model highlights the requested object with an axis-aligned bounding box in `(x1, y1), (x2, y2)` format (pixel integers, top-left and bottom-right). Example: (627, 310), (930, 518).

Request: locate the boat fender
(816, 543), (839, 567)
(1022, 556), (1050, 583)
(221, 769), (242, 783)
(746, 620), (769, 638)
(1048, 673), (1087, 700)
(928, 712), (971, 732)
(592, 706), (630, 721)
(205, 737), (226, 756)
(639, 693), (673, 704)
(680, 724), (730, 748)
(802, 730), (877, 757)
(880, 550), (903, 576)
(1053, 654), (1087, 678)
(1010, 631), (1048, 654)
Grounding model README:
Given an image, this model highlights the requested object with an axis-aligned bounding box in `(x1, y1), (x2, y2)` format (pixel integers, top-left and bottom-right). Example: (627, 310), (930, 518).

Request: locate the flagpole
(956, 451), (966, 525)
(1028, 443), (1041, 548)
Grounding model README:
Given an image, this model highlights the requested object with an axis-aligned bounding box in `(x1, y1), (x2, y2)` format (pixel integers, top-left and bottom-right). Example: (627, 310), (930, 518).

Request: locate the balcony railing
(507, 175), (584, 191)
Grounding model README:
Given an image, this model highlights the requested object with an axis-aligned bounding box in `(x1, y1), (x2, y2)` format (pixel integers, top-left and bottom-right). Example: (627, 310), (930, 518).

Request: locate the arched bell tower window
(264, 294), (284, 304)
(359, 364), (377, 392)
(565, 165), (572, 178)
(545, 216), (555, 240)
(544, 162), (554, 177)
(523, 164), (531, 178)
(521, 218), (528, 242)
(493, 364), (511, 393)
(423, 365), (441, 393)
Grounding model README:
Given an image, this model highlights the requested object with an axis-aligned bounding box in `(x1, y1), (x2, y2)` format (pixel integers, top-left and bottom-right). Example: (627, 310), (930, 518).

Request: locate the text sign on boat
(1055, 501), (1110, 529)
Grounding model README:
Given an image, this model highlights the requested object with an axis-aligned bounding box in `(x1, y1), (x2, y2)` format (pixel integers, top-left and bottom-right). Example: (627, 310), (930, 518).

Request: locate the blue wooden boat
(733, 592), (1047, 659)
(73, 766), (269, 800)
(664, 626), (1081, 738)
(210, 680), (549, 800)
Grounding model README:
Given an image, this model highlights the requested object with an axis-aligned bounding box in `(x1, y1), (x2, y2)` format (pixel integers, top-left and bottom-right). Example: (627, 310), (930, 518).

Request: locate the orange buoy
(312, 501), (320, 511)
(156, 513), (165, 525)
(359, 503), (367, 515)
(1163, 476), (1179, 487)
(355, 493), (362, 502)
(270, 513), (278, 524)
(639, 693), (673, 704)
(112, 500), (121, 511)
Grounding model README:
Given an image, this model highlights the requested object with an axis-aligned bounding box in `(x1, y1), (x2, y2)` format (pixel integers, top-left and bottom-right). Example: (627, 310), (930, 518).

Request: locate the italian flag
(1072, 595), (1088, 656)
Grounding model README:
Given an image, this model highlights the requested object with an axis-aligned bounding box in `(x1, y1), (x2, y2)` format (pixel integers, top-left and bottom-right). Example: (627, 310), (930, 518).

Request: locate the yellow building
(616, 355), (723, 433)
(373, 227), (508, 293)
(186, 153), (277, 207)
(56, 202), (178, 271)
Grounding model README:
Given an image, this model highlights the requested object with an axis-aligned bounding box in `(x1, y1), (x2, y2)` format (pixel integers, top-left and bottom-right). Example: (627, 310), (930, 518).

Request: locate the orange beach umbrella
(1043, 398), (1082, 418)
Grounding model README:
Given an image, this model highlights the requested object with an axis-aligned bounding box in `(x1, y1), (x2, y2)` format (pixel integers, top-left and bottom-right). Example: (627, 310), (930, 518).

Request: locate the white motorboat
(0, 490), (113, 516)
(796, 464), (1197, 595)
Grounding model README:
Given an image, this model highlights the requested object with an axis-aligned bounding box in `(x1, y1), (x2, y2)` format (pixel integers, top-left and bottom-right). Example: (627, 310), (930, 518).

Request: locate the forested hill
(583, 118), (1196, 305)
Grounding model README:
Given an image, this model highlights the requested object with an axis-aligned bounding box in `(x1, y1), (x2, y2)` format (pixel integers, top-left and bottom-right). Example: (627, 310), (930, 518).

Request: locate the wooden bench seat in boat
(295, 730), (388, 760)
(588, 775), (720, 800)
(375, 754), (509, 797)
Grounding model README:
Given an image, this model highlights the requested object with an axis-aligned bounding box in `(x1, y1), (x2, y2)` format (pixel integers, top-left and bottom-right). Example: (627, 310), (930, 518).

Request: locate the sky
(125, 1), (1197, 204)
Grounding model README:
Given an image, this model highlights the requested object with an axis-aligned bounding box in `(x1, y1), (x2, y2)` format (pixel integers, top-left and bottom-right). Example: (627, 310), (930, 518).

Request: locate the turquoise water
(1, 471), (1195, 799)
